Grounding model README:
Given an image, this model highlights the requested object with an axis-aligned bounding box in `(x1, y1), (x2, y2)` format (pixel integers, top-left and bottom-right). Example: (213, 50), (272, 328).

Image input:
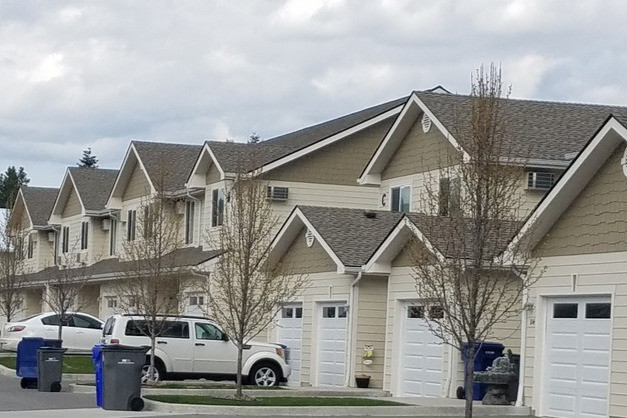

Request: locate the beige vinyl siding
(381, 119), (459, 181)
(263, 119), (394, 186)
(539, 143), (627, 257)
(123, 161), (152, 201)
(205, 164), (222, 184)
(355, 276), (387, 388)
(89, 218), (110, 264)
(524, 251), (627, 417)
(58, 215), (86, 260)
(62, 187), (82, 217)
(279, 227), (337, 274)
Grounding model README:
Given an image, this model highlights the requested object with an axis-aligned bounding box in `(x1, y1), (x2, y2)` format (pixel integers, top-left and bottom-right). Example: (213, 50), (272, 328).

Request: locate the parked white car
(0, 312), (104, 353)
(102, 314), (291, 386)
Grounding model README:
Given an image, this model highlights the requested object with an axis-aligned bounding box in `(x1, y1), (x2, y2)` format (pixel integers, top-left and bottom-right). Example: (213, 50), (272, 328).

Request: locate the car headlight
(275, 347), (284, 358)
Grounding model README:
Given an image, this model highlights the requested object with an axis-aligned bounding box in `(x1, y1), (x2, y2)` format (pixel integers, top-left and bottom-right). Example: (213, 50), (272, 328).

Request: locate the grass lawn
(0, 355), (94, 374)
(145, 395), (406, 407)
(152, 383), (283, 390)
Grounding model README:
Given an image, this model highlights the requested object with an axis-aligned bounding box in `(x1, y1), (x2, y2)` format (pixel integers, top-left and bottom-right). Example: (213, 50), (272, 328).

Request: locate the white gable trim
(358, 93), (470, 185)
(185, 142), (227, 188)
(106, 144), (156, 208)
(10, 189), (34, 230)
(49, 169), (86, 224)
(258, 106), (404, 175)
(505, 117), (627, 261)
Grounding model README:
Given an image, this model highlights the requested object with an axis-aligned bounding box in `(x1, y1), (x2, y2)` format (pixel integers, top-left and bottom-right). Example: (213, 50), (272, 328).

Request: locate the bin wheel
(51, 382), (62, 392)
(456, 386), (465, 399)
(129, 397), (144, 411)
(20, 378), (37, 389)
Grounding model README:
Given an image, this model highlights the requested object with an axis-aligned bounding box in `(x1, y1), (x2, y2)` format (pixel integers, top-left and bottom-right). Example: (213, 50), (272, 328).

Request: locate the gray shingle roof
(132, 141), (203, 192)
(208, 96), (407, 173)
(298, 206), (403, 267)
(69, 167), (118, 211)
(416, 91), (627, 161)
(21, 186), (59, 227)
(405, 213), (522, 259)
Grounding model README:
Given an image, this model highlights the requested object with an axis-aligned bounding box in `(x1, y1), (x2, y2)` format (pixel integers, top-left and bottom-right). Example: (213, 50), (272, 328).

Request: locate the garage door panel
(317, 303), (347, 387)
(278, 304), (302, 387)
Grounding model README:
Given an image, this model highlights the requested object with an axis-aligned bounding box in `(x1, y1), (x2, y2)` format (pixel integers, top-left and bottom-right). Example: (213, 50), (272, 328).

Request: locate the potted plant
(355, 373), (371, 388)
(355, 344), (374, 388)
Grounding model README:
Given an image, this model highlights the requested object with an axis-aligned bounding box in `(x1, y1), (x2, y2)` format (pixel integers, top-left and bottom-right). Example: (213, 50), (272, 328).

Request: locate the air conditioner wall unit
(526, 172), (555, 191)
(175, 201), (186, 215)
(101, 219), (111, 231)
(266, 186), (289, 201)
(47, 232), (56, 243)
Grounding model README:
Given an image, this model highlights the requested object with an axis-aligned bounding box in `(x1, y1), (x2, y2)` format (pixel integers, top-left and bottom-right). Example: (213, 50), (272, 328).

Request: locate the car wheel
(249, 362), (280, 387)
(141, 360), (165, 383)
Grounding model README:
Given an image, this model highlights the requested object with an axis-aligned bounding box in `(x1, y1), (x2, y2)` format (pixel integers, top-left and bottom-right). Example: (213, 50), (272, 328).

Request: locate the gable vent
(421, 113), (432, 133)
(305, 228), (315, 247)
(267, 186), (289, 201)
(526, 172), (555, 191)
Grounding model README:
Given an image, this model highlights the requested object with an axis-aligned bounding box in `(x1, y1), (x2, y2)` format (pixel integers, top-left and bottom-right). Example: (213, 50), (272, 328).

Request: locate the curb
(142, 398), (532, 416)
(0, 364), (94, 383)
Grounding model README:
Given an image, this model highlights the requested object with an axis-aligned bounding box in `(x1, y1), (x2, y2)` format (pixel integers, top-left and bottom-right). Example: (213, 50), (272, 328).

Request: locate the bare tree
(205, 173), (308, 398)
(0, 209), (28, 323)
(114, 189), (189, 383)
(409, 65), (541, 417)
(42, 239), (92, 342)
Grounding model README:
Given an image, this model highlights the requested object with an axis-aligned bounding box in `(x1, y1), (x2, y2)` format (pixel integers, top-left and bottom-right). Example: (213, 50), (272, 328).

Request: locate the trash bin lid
(101, 344), (150, 353)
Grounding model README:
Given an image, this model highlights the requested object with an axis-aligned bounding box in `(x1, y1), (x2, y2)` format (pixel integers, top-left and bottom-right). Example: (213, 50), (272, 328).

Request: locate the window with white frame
(438, 177), (461, 217)
(27, 234), (34, 259)
(185, 201), (195, 244)
(189, 294), (204, 307)
(109, 219), (117, 256)
(62, 226), (70, 253)
(211, 188), (225, 227)
(80, 221), (89, 250)
(106, 297), (118, 309)
(391, 185), (410, 212)
(126, 209), (136, 241)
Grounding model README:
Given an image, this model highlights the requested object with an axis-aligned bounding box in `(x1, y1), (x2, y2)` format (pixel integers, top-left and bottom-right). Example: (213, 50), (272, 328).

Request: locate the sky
(2, 0), (627, 188)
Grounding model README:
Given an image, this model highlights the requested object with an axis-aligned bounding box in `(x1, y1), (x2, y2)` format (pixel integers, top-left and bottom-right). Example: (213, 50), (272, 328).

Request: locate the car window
(17, 314), (40, 322)
(195, 322), (225, 341)
(162, 321), (190, 339)
(41, 314), (61, 326)
(103, 317), (116, 336)
(125, 320), (190, 339)
(73, 314), (102, 329)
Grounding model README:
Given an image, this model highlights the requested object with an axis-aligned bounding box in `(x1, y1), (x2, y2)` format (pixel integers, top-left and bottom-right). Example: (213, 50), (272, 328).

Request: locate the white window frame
(185, 200), (195, 244)
(390, 185), (411, 212)
(62, 226), (70, 254)
(211, 188), (225, 227)
(127, 209), (137, 241)
(109, 219), (117, 256)
(80, 221), (89, 250)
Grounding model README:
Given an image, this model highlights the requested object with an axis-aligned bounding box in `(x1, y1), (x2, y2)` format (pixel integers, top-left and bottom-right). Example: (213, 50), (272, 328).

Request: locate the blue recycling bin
(462, 342), (504, 401)
(91, 343), (104, 407)
(16, 337), (45, 389)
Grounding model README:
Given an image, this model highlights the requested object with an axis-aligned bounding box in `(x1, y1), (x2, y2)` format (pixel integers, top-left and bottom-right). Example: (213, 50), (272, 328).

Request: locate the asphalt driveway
(0, 373), (95, 411)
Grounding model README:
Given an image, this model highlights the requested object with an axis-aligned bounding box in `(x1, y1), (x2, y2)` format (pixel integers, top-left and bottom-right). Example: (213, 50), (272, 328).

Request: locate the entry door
(398, 301), (443, 397)
(543, 297), (611, 418)
(278, 303), (303, 387)
(192, 321), (237, 374)
(317, 303), (348, 387)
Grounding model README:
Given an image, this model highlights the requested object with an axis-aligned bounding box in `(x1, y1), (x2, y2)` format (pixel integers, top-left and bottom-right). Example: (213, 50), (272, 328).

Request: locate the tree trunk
(57, 323), (63, 343)
(465, 344), (476, 418)
(236, 342), (244, 398)
(149, 336), (156, 383)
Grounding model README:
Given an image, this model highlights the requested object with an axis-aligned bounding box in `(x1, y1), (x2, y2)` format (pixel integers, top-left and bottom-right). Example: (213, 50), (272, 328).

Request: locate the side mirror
(221, 333), (229, 342)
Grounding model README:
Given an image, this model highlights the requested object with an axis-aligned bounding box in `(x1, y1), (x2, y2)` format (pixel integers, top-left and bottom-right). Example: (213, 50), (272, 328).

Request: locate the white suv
(102, 314), (291, 386)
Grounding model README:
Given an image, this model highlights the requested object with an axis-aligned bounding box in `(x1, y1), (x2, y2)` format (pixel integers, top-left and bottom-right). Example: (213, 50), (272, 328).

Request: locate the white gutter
(516, 286), (529, 407)
(344, 271), (363, 387)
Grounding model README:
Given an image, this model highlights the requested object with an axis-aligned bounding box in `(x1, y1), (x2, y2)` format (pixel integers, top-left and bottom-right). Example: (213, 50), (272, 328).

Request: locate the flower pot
(355, 374), (371, 388)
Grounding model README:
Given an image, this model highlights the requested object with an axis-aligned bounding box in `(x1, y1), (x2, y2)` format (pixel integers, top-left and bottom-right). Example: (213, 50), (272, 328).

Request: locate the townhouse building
(2, 88), (626, 415)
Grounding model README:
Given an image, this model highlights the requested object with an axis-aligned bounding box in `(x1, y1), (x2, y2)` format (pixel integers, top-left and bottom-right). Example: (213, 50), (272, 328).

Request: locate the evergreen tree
(0, 166), (29, 209)
(78, 147), (98, 168)
(248, 132), (261, 144)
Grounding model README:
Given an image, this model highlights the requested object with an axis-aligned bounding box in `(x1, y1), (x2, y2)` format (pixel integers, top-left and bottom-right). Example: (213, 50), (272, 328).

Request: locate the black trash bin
(507, 352), (521, 402)
(101, 345), (150, 411)
(37, 344), (67, 392)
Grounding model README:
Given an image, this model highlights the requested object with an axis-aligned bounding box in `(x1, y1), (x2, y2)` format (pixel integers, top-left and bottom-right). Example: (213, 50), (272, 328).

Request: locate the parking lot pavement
(0, 373), (95, 411)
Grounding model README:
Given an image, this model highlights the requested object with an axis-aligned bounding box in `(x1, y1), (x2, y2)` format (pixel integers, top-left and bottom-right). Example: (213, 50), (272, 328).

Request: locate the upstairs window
(185, 201), (195, 244)
(127, 210), (137, 241)
(391, 185), (410, 212)
(438, 177), (461, 217)
(62, 226), (70, 253)
(109, 219), (117, 256)
(27, 234), (34, 259)
(211, 188), (225, 227)
(80, 221), (89, 250)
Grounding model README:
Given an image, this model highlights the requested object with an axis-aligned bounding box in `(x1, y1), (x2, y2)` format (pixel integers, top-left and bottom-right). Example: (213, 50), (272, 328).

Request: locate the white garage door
(398, 302), (443, 397)
(543, 297), (611, 418)
(278, 303), (303, 387)
(317, 303), (348, 387)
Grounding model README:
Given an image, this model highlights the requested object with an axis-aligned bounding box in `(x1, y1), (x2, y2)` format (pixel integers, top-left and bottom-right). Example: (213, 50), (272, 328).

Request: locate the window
(438, 177), (461, 217)
(125, 320), (190, 339)
(126, 210), (136, 241)
(80, 221), (89, 250)
(282, 306), (303, 319)
(142, 205), (154, 238)
(391, 186), (410, 212)
(429, 306), (444, 319)
(189, 294), (204, 306)
(109, 219), (117, 256)
(27, 234), (34, 259)
(62, 226), (70, 253)
(106, 297), (118, 309)
(185, 201), (195, 244)
(211, 188), (225, 227)
(585, 303), (611, 319)
(103, 317), (116, 336)
(73, 314), (102, 329)
(322, 307), (336, 318)
(195, 323), (226, 340)
(407, 306), (425, 319)
(553, 303), (578, 319)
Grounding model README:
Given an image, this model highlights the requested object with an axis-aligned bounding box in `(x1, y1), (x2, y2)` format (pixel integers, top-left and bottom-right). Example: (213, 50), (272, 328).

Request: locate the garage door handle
(195, 343), (205, 346)
(157, 341), (168, 345)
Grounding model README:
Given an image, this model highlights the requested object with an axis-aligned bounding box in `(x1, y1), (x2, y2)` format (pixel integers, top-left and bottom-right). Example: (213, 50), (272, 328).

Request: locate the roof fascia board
(48, 168), (72, 223)
(68, 171), (86, 216)
(106, 144), (134, 207)
(258, 106), (403, 175)
(358, 93), (470, 185)
(505, 117), (627, 260)
(106, 144), (155, 208)
(133, 146), (157, 195)
(8, 189), (33, 230)
(185, 143), (227, 188)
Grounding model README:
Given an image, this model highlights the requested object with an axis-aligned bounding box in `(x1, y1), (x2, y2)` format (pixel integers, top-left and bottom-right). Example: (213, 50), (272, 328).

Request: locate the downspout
(344, 271), (363, 387)
(445, 335), (455, 397)
(516, 286), (529, 407)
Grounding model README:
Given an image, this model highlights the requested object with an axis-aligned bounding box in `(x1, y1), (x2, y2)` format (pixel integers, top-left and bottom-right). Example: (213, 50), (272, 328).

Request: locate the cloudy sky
(1, 1), (626, 187)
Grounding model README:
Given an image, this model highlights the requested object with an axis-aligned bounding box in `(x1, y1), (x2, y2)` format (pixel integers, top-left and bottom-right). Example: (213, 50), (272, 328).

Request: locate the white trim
(68, 171), (86, 216)
(185, 142), (227, 188)
(359, 93), (470, 185)
(105, 144), (156, 208)
(389, 184), (411, 212)
(14, 188), (34, 229)
(259, 106), (403, 175)
(505, 117), (627, 261)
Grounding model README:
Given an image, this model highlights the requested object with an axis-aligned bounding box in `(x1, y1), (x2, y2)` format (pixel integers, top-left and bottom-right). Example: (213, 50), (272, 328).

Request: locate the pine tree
(0, 166), (29, 209)
(248, 132), (261, 144)
(78, 147), (98, 168)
